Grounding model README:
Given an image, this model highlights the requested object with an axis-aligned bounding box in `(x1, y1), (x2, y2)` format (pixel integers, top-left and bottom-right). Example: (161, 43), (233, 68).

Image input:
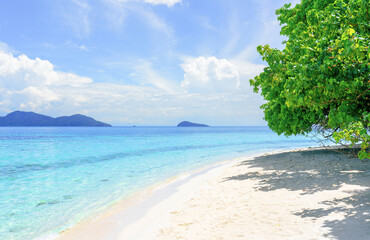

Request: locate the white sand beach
(57, 148), (370, 240)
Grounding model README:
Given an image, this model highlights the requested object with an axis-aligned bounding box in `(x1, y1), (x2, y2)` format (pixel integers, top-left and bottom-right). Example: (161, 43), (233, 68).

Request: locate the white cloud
(198, 16), (217, 31)
(59, 0), (91, 37)
(0, 50), (265, 125)
(178, 56), (265, 123)
(0, 42), (14, 54)
(144, 0), (181, 7)
(230, 59), (265, 85)
(220, 7), (242, 56)
(65, 40), (89, 51)
(115, 0), (182, 7)
(180, 56), (240, 93)
(135, 7), (174, 37)
(0, 50), (92, 112)
(102, 0), (174, 38)
(131, 60), (180, 93)
(0, 50), (184, 124)
(102, 0), (128, 32)
(0, 52), (92, 89)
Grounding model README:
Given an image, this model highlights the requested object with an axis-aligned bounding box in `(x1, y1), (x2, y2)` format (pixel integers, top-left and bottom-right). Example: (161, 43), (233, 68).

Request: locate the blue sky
(0, 0), (297, 126)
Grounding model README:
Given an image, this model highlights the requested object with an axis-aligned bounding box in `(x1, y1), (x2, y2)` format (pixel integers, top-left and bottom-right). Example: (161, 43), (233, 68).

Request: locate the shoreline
(53, 146), (317, 239)
(56, 146), (369, 239)
(54, 155), (244, 240)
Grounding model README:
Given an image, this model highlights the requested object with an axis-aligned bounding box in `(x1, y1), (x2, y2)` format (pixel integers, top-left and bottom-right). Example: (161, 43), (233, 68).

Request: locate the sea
(0, 126), (317, 240)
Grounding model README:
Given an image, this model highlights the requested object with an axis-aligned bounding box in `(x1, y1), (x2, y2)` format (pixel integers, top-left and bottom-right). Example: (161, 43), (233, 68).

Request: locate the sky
(0, 0), (297, 126)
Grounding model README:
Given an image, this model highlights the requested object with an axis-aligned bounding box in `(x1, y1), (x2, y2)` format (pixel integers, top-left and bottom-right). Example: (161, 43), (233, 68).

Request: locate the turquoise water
(0, 126), (316, 240)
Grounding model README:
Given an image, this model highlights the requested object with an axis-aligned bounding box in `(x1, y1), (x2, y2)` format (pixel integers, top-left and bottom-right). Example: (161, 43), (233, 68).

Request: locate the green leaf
(249, 0), (370, 160)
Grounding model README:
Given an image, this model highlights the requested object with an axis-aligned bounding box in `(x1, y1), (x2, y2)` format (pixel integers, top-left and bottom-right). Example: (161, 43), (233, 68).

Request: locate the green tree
(250, 0), (369, 159)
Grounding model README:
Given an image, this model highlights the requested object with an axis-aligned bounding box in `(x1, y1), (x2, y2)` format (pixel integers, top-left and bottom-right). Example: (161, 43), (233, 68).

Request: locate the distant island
(177, 121), (209, 127)
(0, 111), (111, 127)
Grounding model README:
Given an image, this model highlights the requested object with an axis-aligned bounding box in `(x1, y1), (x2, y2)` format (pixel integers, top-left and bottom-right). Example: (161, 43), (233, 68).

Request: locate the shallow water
(0, 126), (317, 239)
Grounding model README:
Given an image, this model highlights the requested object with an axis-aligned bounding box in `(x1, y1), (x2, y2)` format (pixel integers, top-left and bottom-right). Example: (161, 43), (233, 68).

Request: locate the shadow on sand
(224, 149), (370, 240)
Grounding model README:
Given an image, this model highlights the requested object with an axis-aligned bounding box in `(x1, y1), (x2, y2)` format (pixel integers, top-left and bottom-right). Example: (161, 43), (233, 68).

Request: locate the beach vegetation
(250, 0), (369, 159)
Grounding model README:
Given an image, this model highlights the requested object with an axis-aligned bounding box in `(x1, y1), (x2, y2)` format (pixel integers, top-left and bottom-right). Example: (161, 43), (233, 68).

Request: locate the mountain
(177, 121), (209, 127)
(0, 111), (111, 127)
(54, 114), (110, 126)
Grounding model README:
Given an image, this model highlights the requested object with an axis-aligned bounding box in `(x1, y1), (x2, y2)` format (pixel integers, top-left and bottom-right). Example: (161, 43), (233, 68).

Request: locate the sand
(57, 148), (370, 240)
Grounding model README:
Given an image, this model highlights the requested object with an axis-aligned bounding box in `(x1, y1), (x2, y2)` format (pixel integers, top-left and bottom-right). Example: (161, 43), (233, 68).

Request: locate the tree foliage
(250, 0), (369, 159)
